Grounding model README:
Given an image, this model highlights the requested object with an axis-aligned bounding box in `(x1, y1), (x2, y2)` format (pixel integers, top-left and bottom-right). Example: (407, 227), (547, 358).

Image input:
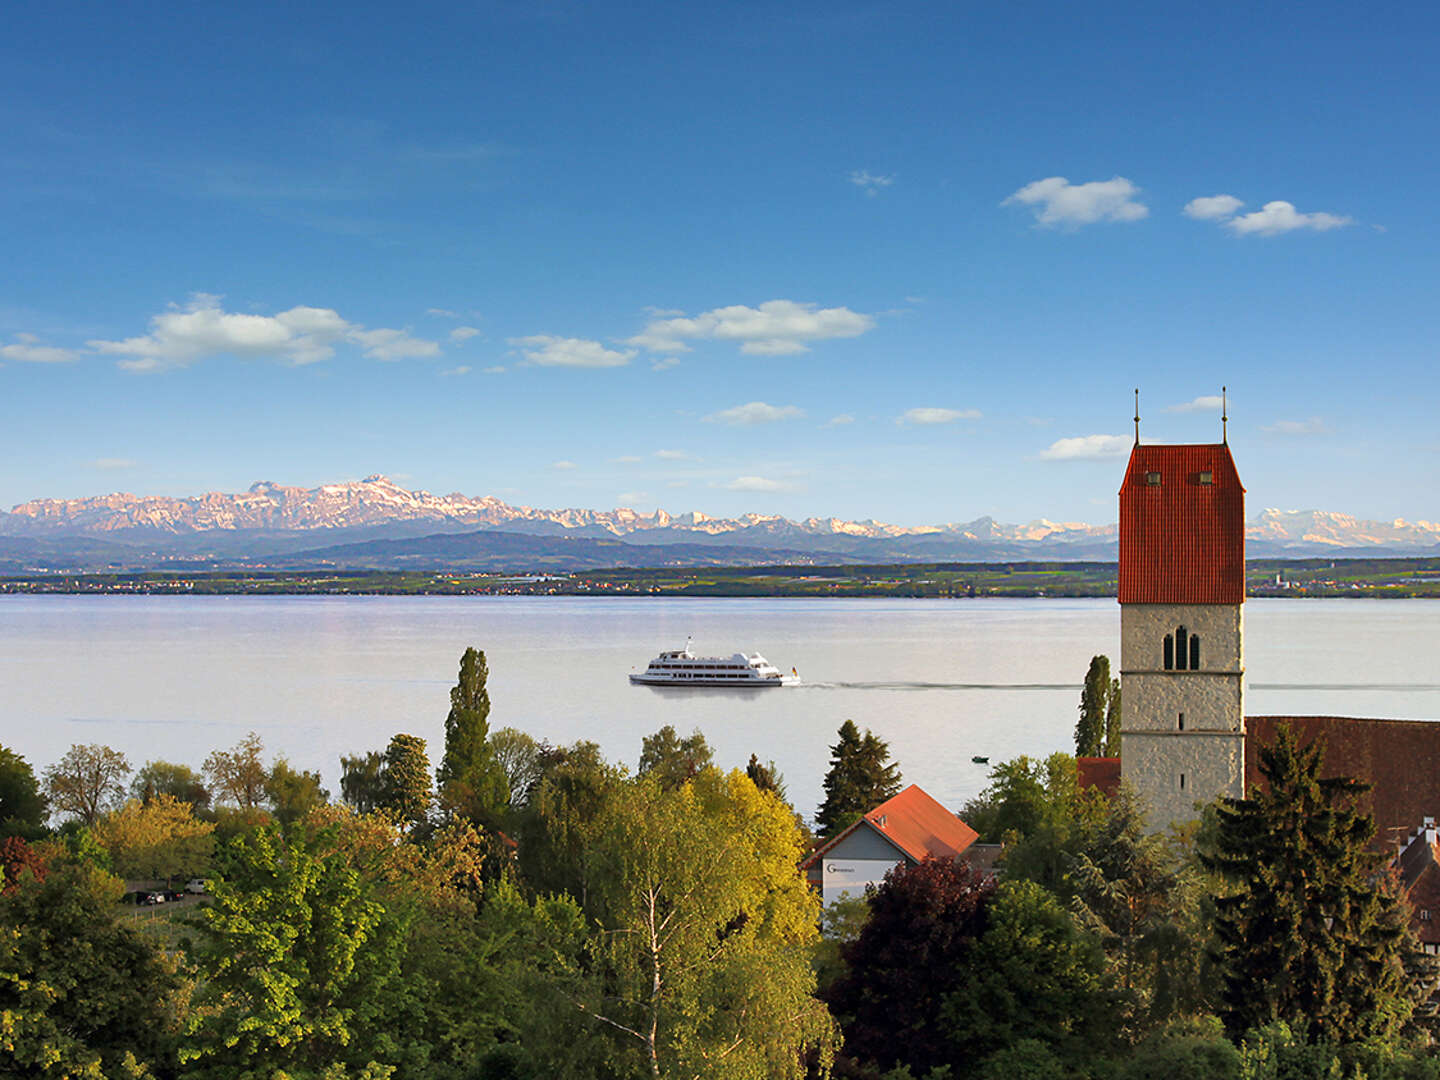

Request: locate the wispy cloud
(1165, 395), (1225, 413)
(482, 365), (506, 374)
(427, 308), (460, 319)
(1003, 176), (1148, 228)
(655, 449), (690, 460)
(1, 333), (79, 363)
(722, 475), (795, 493)
(439, 365), (471, 377)
(1183, 194), (1244, 221)
(1263, 417), (1330, 436)
(626, 299), (875, 356)
(849, 170), (895, 197)
(705, 401), (805, 426)
(1039, 434), (1133, 460)
(898, 407), (981, 425)
(509, 335), (634, 368)
(613, 455), (643, 464)
(449, 326), (480, 343)
(617, 491), (647, 504)
(87, 293), (441, 372)
(824, 414), (856, 427)
(552, 460), (578, 470)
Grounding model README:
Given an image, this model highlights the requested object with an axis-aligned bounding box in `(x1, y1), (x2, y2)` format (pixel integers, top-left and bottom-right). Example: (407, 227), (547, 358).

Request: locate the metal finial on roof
(1133, 388), (1140, 445)
(1222, 386), (1228, 444)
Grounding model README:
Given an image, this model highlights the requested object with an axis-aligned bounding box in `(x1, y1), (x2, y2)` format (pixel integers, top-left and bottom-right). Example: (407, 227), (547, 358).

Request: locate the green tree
(489, 727), (544, 808)
(745, 753), (787, 802)
(941, 879), (1116, 1072)
(380, 733), (433, 829)
(131, 759), (211, 813)
(1104, 676), (1123, 757)
(579, 769), (838, 1078)
(963, 752), (1091, 848)
(516, 740), (621, 905)
(204, 731), (269, 809)
(0, 862), (184, 1078)
(0, 744), (48, 838)
(340, 750), (387, 814)
(637, 724), (714, 789)
(181, 824), (398, 1078)
(266, 758), (330, 825)
(94, 793), (215, 883)
(1200, 725), (1416, 1043)
(43, 743), (132, 826)
(436, 647), (508, 826)
(815, 719), (902, 838)
(1076, 655), (1112, 758)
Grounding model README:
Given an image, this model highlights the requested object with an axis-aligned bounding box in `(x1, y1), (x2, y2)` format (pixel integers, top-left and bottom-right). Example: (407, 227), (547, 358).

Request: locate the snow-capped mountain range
(1, 475), (1437, 570)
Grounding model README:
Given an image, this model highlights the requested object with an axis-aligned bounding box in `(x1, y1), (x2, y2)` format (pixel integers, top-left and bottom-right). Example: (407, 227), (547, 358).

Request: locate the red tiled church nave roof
(1077, 756), (1122, 798)
(801, 784), (977, 870)
(1119, 442), (1245, 605)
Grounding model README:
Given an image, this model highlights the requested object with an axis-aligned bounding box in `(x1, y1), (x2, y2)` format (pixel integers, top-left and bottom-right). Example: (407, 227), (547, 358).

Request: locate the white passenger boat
(629, 640), (798, 687)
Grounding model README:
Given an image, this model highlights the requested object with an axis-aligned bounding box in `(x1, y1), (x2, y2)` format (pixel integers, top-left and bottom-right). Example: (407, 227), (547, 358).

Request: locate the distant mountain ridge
(2, 476), (1437, 572)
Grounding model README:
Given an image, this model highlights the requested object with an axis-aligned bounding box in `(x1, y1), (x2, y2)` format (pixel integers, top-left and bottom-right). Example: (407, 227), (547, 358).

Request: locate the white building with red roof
(800, 784), (978, 905)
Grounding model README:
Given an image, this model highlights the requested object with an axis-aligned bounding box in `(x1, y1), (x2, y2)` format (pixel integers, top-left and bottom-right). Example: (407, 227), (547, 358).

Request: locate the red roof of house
(1077, 756), (1122, 798)
(1246, 716), (1440, 851)
(801, 784), (978, 871)
(1119, 443), (1245, 604)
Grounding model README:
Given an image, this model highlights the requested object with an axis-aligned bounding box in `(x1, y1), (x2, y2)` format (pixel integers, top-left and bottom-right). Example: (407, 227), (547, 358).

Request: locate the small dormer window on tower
(1199, 471), (1214, 485)
(1146, 471), (1162, 486)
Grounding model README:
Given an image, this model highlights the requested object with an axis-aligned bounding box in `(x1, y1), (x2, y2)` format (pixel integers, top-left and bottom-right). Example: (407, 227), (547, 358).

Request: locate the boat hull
(629, 673), (797, 687)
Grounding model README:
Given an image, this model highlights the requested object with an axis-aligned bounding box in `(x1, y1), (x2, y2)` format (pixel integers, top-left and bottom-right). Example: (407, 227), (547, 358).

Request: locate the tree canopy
(637, 724), (714, 789)
(0, 744), (48, 838)
(43, 743), (131, 826)
(132, 759), (211, 813)
(1076, 655), (1113, 758)
(94, 793), (215, 882)
(380, 733), (432, 829)
(435, 647), (508, 826)
(204, 731), (269, 809)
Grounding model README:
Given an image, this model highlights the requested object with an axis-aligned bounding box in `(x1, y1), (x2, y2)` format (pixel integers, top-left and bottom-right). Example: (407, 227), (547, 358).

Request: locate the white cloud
(1226, 201), (1353, 236)
(722, 475), (793, 493)
(655, 449), (689, 460)
(427, 308), (460, 319)
(87, 293), (442, 372)
(91, 457), (137, 469)
(626, 299), (875, 356)
(898, 407), (981, 425)
(1183, 194), (1244, 221)
(449, 326), (480, 343)
(439, 365), (471, 377)
(825, 414), (856, 427)
(482, 365), (506, 374)
(666, 480), (689, 488)
(849, 170), (895, 197)
(613, 455), (642, 464)
(617, 491), (647, 504)
(1165, 395), (1225, 413)
(1263, 417), (1330, 436)
(350, 327), (442, 361)
(552, 460), (578, 470)
(1003, 176), (1149, 228)
(1, 334), (79, 363)
(1038, 434), (1134, 460)
(706, 401), (805, 426)
(509, 334), (634, 368)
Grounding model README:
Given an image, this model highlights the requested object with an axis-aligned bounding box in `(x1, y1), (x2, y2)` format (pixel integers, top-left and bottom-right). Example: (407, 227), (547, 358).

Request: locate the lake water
(2, 596), (1437, 819)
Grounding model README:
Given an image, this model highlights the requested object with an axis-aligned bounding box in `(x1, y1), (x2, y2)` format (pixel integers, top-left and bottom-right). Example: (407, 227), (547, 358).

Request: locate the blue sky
(3, 0), (1436, 526)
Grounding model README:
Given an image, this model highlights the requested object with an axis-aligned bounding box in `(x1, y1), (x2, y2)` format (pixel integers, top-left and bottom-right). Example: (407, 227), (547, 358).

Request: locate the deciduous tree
(435, 647), (508, 826)
(340, 750), (387, 814)
(0, 836), (46, 894)
(204, 731), (268, 809)
(94, 793), (216, 883)
(637, 724), (714, 789)
(43, 743), (131, 826)
(0, 744), (48, 838)
(266, 757), (329, 825)
(1104, 676), (1123, 757)
(489, 726), (544, 807)
(1200, 724), (1416, 1043)
(132, 759), (211, 813)
(815, 719), (901, 838)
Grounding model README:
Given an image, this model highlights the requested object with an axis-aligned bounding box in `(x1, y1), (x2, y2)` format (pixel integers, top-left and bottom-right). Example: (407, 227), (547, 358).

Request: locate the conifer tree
(1075, 655), (1110, 758)
(1200, 724), (1415, 1042)
(436, 647), (508, 826)
(815, 720), (902, 838)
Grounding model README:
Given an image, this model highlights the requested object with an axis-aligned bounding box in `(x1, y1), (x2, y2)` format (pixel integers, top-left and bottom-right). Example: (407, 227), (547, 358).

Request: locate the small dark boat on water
(971, 755), (989, 764)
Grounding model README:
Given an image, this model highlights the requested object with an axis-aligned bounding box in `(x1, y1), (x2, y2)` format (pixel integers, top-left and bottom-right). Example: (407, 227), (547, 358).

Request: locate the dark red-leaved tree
(824, 857), (995, 1075)
(0, 835), (47, 894)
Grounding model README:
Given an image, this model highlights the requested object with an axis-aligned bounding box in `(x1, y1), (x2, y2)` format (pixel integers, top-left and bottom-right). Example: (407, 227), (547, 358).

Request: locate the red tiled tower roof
(1118, 442), (1245, 604)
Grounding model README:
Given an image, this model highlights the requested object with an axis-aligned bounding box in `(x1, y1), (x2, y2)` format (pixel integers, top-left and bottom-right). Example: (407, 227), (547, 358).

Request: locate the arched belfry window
(1189, 635), (1201, 670)
(1175, 626), (1189, 671)
(1163, 634), (1174, 670)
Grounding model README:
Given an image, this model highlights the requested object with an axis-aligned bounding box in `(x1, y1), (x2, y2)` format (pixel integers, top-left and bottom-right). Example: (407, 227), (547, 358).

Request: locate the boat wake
(797, 681), (1081, 692)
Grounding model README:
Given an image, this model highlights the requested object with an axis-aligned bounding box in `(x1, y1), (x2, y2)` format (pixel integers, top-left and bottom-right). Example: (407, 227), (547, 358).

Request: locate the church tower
(1118, 436), (1246, 831)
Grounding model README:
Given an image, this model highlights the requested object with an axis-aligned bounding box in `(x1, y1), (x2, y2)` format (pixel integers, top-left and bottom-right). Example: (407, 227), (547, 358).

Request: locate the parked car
(185, 878), (210, 894)
(143, 891), (167, 905)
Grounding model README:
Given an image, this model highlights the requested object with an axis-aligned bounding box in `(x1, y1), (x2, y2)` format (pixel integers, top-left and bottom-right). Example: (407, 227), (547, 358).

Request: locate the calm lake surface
(2, 596), (1436, 817)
